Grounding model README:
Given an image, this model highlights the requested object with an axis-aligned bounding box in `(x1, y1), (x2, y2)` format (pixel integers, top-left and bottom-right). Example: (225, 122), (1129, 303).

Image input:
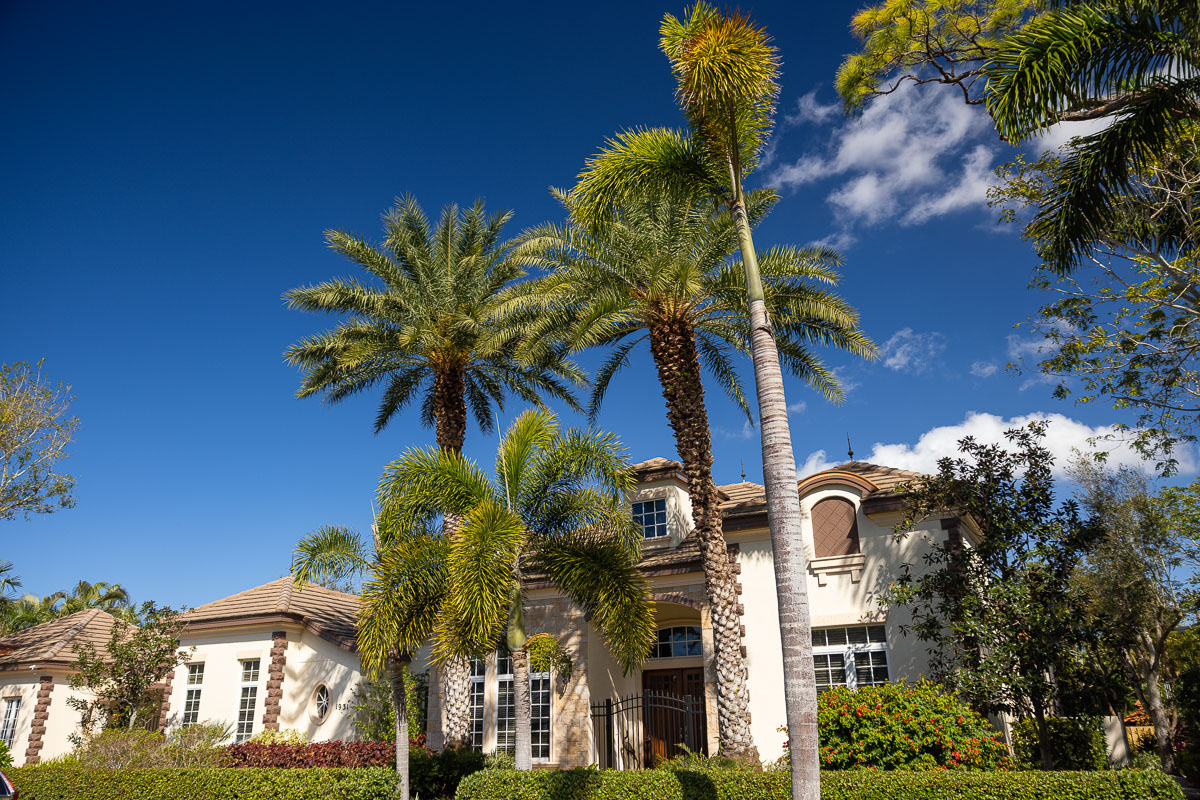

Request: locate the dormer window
(812, 497), (860, 558)
(633, 498), (668, 539)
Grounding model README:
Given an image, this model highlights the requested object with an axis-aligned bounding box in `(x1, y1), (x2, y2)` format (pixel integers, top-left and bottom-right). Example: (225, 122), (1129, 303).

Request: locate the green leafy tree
(567, 5), (846, 785)
(67, 602), (192, 740)
(516, 188), (873, 760)
(361, 410), (654, 772)
(1070, 460), (1200, 771)
(284, 196), (584, 748)
(0, 361), (78, 522)
(991, 136), (1200, 470)
(885, 421), (1094, 769)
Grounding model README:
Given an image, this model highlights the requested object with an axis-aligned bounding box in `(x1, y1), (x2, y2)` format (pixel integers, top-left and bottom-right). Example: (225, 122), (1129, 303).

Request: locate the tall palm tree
(569, 4), (827, 792)
(284, 196), (584, 747)
(361, 410), (655, 771)
(987, 0), (1200, 274)
(516, 189), (874, 758)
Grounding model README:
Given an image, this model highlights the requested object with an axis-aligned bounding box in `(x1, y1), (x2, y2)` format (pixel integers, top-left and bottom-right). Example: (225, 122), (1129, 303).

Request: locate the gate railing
(589, 690), (706, 770)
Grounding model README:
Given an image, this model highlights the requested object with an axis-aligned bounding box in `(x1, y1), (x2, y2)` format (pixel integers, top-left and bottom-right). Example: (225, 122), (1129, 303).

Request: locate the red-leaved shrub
(221, 738), (422, 768)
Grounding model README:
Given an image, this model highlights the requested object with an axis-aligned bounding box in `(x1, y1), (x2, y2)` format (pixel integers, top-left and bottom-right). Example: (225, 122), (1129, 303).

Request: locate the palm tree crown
(285, 196), (583, 451)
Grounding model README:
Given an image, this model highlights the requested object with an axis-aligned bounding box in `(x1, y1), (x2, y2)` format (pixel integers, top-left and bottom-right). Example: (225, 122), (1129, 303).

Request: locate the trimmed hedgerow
(455, 767), (1184, 800)
(8, 766), (401, 800)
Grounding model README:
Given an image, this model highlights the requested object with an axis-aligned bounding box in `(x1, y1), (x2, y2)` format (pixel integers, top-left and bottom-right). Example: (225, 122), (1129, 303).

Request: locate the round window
(311, 684), (330, 723)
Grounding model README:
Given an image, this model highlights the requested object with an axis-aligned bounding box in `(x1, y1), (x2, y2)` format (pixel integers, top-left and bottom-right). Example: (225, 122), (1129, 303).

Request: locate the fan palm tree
(360, 410), (655, 771)
(986, 0), (1200, 274)
(569, 3), (827, 791)
(515, 189), (874, 758)
(284, 196), (585, 746)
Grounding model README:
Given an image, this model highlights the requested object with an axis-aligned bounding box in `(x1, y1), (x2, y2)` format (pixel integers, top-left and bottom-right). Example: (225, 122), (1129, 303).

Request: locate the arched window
(649, 625), (702, 659)
(811, 497), (860, 558)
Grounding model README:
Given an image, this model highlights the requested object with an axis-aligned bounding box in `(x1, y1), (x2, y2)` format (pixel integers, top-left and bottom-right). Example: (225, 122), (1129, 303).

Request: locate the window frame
(811, 625), (889, 692)
(0, 697), (19, 749)
(492, 649), (552, 762)
(468, 657), (485, 752)
(235, 658), (261, 743)
(632, 497), (669, 540)
(648, 625), (703, 660)
(182, 662), (205, 726)
(310, 683), (331, 724)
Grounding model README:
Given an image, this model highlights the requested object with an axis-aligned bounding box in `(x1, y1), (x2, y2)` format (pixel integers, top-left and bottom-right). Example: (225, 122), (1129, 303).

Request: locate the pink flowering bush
(802, 680), (1011, 770)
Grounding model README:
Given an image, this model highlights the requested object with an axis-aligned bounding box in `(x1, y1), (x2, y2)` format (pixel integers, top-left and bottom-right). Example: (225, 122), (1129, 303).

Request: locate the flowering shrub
(807, 680), (1011, 770)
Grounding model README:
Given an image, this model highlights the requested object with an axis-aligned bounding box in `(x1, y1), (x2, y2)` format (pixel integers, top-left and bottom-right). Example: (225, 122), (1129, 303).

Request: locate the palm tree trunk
(511, 645), (533, 770)
(433, 365), (472, 750)
(389, 654), (411, 800)
(647, 318), (757, 760)
(730, 182), (819, 796)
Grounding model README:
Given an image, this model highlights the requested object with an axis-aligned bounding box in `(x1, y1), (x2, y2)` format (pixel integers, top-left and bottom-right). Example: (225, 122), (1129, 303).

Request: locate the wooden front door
(642, 668), (706, 765)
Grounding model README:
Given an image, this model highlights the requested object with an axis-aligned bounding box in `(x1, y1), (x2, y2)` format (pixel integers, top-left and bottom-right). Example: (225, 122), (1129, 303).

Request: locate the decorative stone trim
(261, 631), (287, 730)
(810, 552), (866, 586)
(24, 675), (53, 764)
(156, 668), (176, 731)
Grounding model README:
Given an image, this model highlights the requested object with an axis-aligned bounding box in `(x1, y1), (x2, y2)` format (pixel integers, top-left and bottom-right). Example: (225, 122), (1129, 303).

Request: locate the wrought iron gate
(590, 690), (707, 769)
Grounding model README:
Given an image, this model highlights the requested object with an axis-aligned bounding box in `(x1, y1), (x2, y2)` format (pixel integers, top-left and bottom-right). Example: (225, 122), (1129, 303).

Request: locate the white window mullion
(235, 659), (260, 743)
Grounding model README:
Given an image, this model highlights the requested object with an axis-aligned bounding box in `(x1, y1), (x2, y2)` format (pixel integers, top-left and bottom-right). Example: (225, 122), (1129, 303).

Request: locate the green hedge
(455, 768), (1183, 800)
(8, 766), (400, 799)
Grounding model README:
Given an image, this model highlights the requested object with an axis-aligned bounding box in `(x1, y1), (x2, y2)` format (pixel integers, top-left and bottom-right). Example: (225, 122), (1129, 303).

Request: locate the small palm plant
(360, 410), (655, 770)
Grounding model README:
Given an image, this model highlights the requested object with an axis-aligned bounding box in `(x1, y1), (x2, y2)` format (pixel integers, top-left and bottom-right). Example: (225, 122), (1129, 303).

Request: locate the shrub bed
(813, 681), (1011, 770)
(8, 766), (401, 800)
(1011, 717), (1108, 770)
(456, 767), (1183, 800)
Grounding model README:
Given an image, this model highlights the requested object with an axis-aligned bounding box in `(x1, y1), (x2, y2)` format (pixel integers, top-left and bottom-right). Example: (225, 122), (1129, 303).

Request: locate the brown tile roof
(0, 609), (125, 669)
(632, 457), (681, 472)
(829, 461), (923, 495)
(637, 534), (703, 573)
(717, 461), (925, 520)
(716, 481), (765, 506)
(182, 578), (358, 650)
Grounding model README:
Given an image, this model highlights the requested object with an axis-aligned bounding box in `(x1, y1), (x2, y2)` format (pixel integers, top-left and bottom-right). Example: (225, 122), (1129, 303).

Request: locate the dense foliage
(884, 423), (1093, 769)
(456, 768), (1183, 800)
(814, 682), (1011, 770)
(0, 360), (77, 522)
(1011, 717), (1106, 771)
(350, 670), (429, 743)
(8, 767), (402, 800)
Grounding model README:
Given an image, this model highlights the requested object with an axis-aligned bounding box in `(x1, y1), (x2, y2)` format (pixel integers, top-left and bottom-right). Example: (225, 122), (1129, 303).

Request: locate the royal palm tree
(360, 410), (654, 771)
(516, 189), (874, 758)
(284, 196), (584, 747)
(569, 4), (827, 791)
(987, 0), (1200, 273)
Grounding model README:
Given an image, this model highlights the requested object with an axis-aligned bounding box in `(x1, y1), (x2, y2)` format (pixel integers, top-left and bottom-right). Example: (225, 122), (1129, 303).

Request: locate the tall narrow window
(468, 657), (485, 752)
(0, 698), (19, 749)
(633, 498), (668, 539)
(495, 650), (515, 754)
(235, 659), (260, 743)
(182, 663), (204, 726)
(811, 497), (860, 558)
(530, 669), (551, 760)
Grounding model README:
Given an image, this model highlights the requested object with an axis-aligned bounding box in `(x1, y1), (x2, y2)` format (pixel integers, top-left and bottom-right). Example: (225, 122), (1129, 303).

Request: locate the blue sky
(1, 1), (1173, 609)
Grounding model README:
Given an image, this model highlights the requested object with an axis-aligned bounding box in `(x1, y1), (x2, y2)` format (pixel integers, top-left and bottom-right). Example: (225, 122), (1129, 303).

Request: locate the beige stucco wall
(277, 628), (363, 740)
(0, 672), (42, 766)
(40, 673), (92, 764)
(0, 668), (95, 766)
(165, 628), (275, 737)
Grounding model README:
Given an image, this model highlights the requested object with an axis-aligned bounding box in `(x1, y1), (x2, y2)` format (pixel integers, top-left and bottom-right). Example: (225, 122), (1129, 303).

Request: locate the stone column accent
(262, 631), (287, 730)
(156, 668), (176, 732)
(24, 675), (54, 765)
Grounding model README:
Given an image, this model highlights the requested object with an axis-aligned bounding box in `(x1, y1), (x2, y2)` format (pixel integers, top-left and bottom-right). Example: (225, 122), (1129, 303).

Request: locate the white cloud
(785, 90), (841, 126)
(768, 83), (996, 229)
(807, 231), (856, 251)
(880, 328), (947, 373)
(1007, 334), (1050, 361)
(970, 361), (999, 378)
(830, 366), (861, 394)
(717, 420), (756, 440)
(1031, 117), (1112, 154)
(788, 401), (807, 414)
(797, 412), (1195, 478)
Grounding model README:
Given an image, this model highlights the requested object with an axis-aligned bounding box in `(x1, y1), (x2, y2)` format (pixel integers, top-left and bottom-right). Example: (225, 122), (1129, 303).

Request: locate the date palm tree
(361, 410), (654, 771)
(284, 196), (584, 747)
(516, 188), (874, 758)
(570, 4), (828, 791)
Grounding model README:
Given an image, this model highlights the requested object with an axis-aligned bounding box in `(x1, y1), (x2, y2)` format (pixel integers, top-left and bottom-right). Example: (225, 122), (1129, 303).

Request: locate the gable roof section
(0, 609), (124, 670)
(718, 461), (924, 524)
(182, 578), (358, 651)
